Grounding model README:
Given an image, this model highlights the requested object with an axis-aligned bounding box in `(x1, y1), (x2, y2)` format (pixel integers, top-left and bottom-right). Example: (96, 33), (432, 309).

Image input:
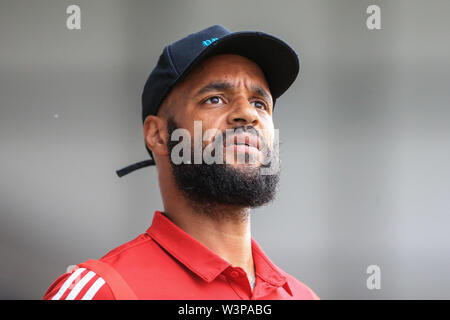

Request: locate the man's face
(169, 54), (275, 167)
(162, 54), (279, 209)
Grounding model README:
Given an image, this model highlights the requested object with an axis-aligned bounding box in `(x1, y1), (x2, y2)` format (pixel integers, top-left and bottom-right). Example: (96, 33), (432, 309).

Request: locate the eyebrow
(194, 81), (273, 104)
(195, 81), (233, 96)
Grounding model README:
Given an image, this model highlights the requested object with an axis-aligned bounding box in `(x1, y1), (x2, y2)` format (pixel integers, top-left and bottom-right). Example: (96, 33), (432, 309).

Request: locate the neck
(165, 203), (255, 278)
(157, 158), (255, 279)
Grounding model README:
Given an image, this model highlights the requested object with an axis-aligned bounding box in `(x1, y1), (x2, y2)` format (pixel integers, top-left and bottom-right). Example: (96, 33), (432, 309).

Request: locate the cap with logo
(116, 24), (300, 177)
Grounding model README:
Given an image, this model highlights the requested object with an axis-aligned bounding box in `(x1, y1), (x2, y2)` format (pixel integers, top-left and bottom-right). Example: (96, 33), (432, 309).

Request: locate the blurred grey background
(1, 0), (449, 299)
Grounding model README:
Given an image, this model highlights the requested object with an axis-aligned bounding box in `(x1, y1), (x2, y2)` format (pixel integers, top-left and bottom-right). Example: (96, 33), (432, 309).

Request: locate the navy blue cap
(116, 25), (300, 177)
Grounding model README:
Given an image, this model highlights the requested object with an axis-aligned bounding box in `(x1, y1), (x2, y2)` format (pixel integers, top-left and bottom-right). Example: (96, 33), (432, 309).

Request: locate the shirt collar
(251, 238), (293, 296)
(146, 210), (292, 296)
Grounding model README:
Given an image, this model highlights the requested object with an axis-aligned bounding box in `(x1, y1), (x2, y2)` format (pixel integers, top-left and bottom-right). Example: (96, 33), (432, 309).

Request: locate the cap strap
(116, 159), (155, 177)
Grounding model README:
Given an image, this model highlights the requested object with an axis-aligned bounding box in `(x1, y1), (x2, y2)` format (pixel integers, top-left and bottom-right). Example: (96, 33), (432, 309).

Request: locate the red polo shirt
(44, 211), (319, 300)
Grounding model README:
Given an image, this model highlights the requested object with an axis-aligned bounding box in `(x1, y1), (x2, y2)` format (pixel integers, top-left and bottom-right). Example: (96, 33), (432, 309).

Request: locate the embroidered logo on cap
(201, 37), (218, 47)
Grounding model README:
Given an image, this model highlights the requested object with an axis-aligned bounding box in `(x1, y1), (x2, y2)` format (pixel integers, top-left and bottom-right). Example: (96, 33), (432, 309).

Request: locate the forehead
(178, 54), (270, 93)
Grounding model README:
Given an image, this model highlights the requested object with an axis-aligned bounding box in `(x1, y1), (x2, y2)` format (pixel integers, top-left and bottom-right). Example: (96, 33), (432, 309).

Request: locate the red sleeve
(309, 287), (320, 300)
(43, 266), (115, 300)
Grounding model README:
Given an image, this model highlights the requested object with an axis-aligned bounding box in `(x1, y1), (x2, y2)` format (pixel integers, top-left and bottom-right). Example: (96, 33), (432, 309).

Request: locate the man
(43, 25), (319, 300)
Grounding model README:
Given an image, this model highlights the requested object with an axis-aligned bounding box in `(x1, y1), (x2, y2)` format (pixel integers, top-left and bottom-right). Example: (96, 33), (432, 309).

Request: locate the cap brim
(179, 31), (300, 102)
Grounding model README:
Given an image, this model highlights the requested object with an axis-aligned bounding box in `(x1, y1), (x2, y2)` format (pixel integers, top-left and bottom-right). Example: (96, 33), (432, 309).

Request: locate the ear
(143, 115), (169, 157)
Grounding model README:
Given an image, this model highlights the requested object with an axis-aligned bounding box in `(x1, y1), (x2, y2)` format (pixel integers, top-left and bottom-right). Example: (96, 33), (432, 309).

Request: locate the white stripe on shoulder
(65, 271), (96, 300)
(51, 267), (86, 300)
(81, 277), (106, 300)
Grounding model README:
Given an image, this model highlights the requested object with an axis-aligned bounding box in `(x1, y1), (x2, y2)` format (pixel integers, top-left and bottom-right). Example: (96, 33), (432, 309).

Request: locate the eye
(205, 96), (225, 105)
(251, 100), (267, 110)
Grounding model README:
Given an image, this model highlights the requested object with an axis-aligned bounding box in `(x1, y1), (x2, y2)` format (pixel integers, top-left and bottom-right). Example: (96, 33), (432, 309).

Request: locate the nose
(227, 96), (259, 127)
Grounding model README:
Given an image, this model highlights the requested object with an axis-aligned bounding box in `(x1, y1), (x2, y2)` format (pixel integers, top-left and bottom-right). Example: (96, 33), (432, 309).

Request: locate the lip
(225, 144), (260, 155)
(224, 133), (262, 151)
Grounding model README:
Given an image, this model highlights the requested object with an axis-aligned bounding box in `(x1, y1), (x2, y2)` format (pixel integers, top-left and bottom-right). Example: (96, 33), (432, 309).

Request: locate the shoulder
(43, 232), (161, 300)
(43, 265), (114, 300)
(97, 232), (176, 277)
(283, 272), (320, 300)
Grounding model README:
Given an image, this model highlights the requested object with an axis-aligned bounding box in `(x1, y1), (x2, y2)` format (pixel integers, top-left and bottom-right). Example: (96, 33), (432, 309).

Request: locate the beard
(166, 117), (280, 211)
